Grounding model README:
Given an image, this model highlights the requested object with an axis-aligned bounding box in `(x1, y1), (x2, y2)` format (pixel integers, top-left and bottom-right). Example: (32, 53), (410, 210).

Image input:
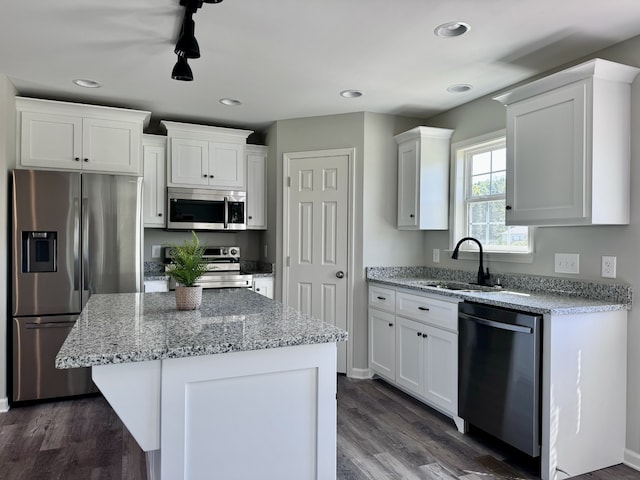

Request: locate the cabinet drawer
(396, 292), (458, 332)
(368, 285), (396, 313)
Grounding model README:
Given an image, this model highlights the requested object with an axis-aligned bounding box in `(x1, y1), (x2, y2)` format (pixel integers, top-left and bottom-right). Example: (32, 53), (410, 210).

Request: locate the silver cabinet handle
(336, 271), (345, 279)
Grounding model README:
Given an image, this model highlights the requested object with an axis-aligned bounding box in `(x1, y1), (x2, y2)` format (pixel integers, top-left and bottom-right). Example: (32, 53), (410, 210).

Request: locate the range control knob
(229, 248), (238, 256)
(222, 248), (228, 255)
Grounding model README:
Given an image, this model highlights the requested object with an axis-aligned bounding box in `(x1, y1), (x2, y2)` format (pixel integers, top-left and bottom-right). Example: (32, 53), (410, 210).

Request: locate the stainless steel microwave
(167, 187), (246, 231)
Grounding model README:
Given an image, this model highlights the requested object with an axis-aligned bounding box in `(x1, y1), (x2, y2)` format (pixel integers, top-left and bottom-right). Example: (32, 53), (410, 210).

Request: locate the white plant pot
(175, 285), (203, 310)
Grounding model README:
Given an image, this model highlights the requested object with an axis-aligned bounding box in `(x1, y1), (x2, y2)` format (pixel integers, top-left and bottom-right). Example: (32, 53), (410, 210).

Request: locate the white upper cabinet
(142, 135), (167, 228)
(494, 58), (640, 226)
(246, 145), (267, 230)
(394, 126), (454, 230)
(161, 121), (252, 190)
(17, 97), (150, 176)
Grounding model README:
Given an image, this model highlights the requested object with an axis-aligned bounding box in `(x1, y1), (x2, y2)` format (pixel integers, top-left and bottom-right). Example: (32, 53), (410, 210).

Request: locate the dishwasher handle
(459, 311), (533, 334)
(25, 321), (76, 329)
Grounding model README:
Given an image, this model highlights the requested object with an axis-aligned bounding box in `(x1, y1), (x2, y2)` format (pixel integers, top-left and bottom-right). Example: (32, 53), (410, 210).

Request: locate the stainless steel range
(164, 246), (253, 289)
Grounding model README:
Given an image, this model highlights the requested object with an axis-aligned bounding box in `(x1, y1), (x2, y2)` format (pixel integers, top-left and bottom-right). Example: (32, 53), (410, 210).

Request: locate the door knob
(335, 271), (345, 279)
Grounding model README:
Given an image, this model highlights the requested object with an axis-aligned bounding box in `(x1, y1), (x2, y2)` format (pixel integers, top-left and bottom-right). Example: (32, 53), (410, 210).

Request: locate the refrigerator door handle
(82, 197), (89, 291)
(73, 197), (81, 291)
(25, 321), (77, 329)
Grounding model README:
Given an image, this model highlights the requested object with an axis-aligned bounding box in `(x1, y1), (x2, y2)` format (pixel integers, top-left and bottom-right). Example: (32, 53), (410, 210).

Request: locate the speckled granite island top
(56, 289), (348, 369)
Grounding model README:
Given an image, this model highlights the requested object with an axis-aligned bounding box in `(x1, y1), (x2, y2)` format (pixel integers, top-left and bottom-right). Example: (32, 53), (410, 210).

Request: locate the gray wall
(424, 35), (640, 458)
(0, 75), (16, 409)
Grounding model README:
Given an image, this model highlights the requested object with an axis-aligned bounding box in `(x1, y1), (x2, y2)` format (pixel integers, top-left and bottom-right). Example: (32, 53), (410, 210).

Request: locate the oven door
(167, 188), (246, 230)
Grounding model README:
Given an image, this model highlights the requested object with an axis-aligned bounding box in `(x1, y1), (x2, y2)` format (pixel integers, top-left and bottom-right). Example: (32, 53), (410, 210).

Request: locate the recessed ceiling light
(447, 84), (473, 93)
(340, 90), (363, 98)
(219, 98), (242, 106)
(434, 22), (470, 38)
(72, 79), (101, 88)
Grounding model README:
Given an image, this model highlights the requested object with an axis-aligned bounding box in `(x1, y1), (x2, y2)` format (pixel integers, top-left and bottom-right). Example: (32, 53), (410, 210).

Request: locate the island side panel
(92, 360), (161, 452)
(541, 310), (627, 480)
(161, 342), (338, 480)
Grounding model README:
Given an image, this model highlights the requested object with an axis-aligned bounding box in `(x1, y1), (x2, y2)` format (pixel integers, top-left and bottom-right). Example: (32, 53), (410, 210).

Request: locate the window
(452, 132), (532, 256)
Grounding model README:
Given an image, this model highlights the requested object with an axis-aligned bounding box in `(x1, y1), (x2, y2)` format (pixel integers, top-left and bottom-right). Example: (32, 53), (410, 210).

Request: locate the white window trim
(450, 129), (534, 264)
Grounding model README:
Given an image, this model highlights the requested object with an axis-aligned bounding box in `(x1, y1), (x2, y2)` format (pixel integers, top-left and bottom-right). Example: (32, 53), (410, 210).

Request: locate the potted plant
(165, 231), (208, 310)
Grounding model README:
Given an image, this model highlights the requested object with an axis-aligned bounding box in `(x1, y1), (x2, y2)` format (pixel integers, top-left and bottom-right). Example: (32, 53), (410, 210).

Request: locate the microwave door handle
(224, 196), (229, 229)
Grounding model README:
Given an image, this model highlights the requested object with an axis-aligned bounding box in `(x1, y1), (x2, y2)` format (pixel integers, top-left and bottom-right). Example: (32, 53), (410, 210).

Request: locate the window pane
(490, 171), (506, 195)
(471, 152), (491, 175)
(471, 174), (491, 197)
(492, 148), (506, 171)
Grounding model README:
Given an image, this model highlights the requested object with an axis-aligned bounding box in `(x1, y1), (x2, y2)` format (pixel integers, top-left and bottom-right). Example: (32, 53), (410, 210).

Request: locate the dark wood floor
(0, 375), (638, 479)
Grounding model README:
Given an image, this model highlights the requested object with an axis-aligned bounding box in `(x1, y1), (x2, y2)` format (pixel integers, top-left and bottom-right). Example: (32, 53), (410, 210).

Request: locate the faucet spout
(451, 237), (490, 285)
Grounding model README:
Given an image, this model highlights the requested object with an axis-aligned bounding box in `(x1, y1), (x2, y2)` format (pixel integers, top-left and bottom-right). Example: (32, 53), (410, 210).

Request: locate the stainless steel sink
(415, 280), (491, 292)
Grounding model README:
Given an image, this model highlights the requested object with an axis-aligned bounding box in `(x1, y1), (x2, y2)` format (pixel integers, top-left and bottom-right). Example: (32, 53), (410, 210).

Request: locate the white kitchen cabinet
(368, 307), (395, 381)
(368, 283), (463, 431)
(494, 58), (640, 226)
(142, 135), (167, 228)
(251, 276), (274, 299)
(246, 145), (267, 229)
(161, 121), (252, 190)
(394, 126), (454, 230)
(16, 97), (150, 175)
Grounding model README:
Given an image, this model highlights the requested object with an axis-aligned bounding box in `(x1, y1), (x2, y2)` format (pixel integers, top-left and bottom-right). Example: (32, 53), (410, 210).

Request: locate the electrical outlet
(602, 255), (617, 278)
(151, 245), (161, 259)
(554, 253), (580, 274)
(433, 248), (440, 263)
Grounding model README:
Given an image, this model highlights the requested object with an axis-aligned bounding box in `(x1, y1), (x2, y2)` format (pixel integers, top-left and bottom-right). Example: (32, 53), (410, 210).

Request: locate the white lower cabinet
(251, 276), (274, 299)
(369, 284), (463, 431)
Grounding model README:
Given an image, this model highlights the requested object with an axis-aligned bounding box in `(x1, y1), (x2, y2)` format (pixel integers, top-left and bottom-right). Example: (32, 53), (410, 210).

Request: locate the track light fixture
(171, 0), (224, 81)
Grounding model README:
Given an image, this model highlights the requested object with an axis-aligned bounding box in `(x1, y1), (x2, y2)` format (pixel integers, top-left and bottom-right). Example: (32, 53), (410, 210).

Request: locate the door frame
(282, 148), (356, 376)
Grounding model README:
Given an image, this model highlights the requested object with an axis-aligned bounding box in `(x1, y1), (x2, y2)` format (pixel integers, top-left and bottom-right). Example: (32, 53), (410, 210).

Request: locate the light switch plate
(554, 253), (580, 274)
(151, 245), (162, 259)
(433, 248), (440, 263)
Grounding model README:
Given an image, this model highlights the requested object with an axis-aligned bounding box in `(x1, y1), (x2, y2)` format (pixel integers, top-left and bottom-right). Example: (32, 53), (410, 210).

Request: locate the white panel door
(170, 138), (209, 186)
(208, 142), (245, 189)
(395, 316), (424, 397)
(82, 118), (141, 174)
(287, 152), (349, 373)
(20, 111), (82, 170)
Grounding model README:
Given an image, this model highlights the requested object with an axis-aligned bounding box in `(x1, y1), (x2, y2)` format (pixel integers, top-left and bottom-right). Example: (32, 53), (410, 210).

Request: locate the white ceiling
(2, 0), (640, 133)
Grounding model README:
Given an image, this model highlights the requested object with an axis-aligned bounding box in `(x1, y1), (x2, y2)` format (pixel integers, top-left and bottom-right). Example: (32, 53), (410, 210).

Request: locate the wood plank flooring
(0, 375), (638, 479)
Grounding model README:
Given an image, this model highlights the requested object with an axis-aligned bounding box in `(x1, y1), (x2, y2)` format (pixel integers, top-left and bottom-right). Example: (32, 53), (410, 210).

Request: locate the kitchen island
(56, 289), (347, 480)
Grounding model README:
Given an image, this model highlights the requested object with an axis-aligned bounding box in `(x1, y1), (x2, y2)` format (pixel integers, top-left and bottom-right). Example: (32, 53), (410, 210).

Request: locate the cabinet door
(170, 138), (209, 186)
(20, 111), (82, 170)
(143, 142), (166, 227)
(252, 277), (274, 299)
(397, 140), (419, 229)
(395, 316), (424, 397)
(368, 308), (395, 381)
(82, 118), (142, 175)
(247, 148), (267, 229)
(208, 143), (245, 189)
(423, 325), (457, 414)
(505, 81), (587, 225)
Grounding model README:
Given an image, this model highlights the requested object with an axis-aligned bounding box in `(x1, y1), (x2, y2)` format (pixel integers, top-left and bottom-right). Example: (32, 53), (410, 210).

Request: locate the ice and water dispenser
(22, 231), (57, 273)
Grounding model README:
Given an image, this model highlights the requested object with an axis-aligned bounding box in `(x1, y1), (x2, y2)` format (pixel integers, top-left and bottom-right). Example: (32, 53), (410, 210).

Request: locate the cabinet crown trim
(493, 58), (640, 106)
(394, 126), (454, 144)
(161, 120), (253, 143)
(16, 97), (151, 127)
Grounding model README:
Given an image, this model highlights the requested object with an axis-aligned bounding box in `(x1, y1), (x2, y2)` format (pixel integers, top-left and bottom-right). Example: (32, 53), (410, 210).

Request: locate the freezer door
(12, 316), (97, 402)
(82, 174), (142, 300)
(12, 170), (82, 316)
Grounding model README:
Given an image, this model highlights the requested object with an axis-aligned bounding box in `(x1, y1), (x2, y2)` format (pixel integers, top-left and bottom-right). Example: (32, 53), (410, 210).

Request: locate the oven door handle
(459, 312), (533, 334)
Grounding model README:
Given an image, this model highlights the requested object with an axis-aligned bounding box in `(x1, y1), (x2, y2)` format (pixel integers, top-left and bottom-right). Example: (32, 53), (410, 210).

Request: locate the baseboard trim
(348, 368), (372, 380)
(624, 448), (640, 472)
(0, 397), (10, 413)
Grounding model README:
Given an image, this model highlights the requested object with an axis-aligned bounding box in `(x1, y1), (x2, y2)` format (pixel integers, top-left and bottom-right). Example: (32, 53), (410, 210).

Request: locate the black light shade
(171, 54), (193, 81)
(174, 13), (200, 59)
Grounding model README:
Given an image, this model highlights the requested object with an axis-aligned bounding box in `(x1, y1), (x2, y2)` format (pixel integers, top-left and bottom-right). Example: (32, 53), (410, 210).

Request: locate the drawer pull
(377, 296), (386, 300)
(388, 323), (393, 327)
(418, 306), (430, 311)
(423, 334), (428, 339)
(417, 332), (422, 337)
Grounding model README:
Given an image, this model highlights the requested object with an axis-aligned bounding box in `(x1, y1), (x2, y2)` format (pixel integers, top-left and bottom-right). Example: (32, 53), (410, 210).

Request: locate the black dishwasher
(458, 301), (542, 457)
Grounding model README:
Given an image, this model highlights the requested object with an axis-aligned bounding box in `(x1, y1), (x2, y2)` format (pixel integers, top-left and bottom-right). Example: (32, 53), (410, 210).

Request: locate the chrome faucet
(451, 237), (491, 286)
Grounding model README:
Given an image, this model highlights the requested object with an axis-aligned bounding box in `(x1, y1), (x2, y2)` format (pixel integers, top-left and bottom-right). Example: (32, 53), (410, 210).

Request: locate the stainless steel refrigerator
(11, 169), (143, 402)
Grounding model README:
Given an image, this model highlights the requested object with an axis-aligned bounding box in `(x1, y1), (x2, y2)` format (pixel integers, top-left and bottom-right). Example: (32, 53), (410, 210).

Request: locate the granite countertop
(367, 267), (632, 315)
(56, 289), (347, 369)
